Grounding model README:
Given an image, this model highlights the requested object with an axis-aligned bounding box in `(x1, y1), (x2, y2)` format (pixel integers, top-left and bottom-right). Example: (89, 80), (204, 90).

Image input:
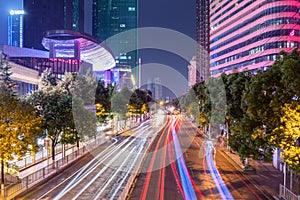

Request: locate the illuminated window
(128, 7), (135, 11)
(120, 24), (126, 28)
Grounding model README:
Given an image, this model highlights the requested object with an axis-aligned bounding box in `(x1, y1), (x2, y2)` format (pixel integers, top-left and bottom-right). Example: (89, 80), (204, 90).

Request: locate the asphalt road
(130, 115), (268, 200)
(17, 115), (271, 200)
(16, 141), (110, 200)
(16, 121), (155, 200)
(130, 115), (184, 200)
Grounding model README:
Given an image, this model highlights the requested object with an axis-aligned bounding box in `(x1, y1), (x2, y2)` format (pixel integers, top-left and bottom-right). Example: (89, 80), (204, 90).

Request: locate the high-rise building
(8, 10), (24, 47)
(23, 0), (86, 50)
(92, 0), (138, 85)
(188, 56), (197, 88)
(196, 0), (210, 82)
(210, 0), (300, 77)
(146, 77), (162, 101)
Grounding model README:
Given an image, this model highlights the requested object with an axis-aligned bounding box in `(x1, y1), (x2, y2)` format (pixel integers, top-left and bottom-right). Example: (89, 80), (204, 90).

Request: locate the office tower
(92, 0), (138, 86)
(23, 0), (86, 50)
(210, 1), (300, 77)
(154, 77), (162, 101)
(146, 77), (162, 101)
(8, 10), (24, 47)
(196, 0), (210, 82)
(188, 56), (197, 88)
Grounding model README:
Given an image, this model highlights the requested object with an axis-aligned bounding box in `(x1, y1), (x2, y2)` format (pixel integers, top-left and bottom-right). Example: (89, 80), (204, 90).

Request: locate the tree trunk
(298, 172), (300, 195)
(51, 142), (55, 168)
(77, 140), (80, 150)
(1, 159), (4, 185)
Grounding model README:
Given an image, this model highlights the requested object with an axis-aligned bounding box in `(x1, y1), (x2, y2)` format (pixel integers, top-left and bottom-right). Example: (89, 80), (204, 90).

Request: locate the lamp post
(280, 151), (286, 196)
(44, 135), (50, 167)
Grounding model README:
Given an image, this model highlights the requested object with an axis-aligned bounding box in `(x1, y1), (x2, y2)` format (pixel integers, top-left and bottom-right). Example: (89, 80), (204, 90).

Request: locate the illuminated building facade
(24, 0), (86, 50)
(8, 10), (24, 47)
(92, 0), (138, 86)
(95, 65), (134, 89)
(210, 0), (300, 77)
(196, 0), (210, 82)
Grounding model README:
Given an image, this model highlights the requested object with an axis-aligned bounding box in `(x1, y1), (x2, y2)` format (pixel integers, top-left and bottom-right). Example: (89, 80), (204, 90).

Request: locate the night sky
(0, 0), (195, 95)
(0, 0), (23, 45)
(139, 0), (196, 96)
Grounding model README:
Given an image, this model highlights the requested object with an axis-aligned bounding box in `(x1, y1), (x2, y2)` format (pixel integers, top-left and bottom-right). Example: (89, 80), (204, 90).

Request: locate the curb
(220, 150), (244, 171)
(124, 116), (169, 200)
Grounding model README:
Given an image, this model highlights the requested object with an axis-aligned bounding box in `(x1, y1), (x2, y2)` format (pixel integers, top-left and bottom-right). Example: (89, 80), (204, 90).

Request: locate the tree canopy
(0, 57), (42, 184)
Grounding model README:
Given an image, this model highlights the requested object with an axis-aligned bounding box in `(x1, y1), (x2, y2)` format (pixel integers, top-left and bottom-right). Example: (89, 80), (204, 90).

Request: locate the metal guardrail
(279, 184), (300, 200)
(1, 137), (106, 200)
(7, 145), (69, 171)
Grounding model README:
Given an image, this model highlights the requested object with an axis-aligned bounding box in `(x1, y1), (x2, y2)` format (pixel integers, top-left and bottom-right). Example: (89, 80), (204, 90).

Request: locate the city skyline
(0, 1), (299, 199)
(0, 0), (195, 89)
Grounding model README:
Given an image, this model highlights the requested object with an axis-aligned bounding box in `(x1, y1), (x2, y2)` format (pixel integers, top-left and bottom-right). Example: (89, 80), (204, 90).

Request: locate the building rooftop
(42, 30), (116, 71)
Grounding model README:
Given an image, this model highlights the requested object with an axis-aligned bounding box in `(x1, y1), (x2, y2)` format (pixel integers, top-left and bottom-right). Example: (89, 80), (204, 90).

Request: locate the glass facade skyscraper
(210, 0), (300, 77)
(8, 10), (24, 48)
(24, 0), (85, 50)
(92, 0), (138, 86)
(196, 0), (210, 82)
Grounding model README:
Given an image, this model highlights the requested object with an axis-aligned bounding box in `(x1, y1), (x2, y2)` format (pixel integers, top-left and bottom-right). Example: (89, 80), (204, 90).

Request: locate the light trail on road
(206, 141), (234, 200)
(177, 117), (216, 198)
(88, 146), (137, 199)
(140, 118), (172, 200)
(171, 117), (198, 200)
(109, 141), (145, 200)
(52, 122), (154, 200)
(138, 116), (205, 200)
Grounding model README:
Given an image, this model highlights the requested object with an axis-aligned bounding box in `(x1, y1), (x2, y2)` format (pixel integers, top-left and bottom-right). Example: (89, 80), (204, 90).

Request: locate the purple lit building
(210, 0), (300, 77)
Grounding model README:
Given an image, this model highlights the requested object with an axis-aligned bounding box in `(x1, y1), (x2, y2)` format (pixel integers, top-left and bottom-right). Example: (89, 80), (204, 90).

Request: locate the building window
(128, 7), (135, 11)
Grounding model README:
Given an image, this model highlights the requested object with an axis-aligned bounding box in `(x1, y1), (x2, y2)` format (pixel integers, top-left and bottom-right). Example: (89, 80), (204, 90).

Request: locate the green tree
(0, 86), (42, 184)
(129, 89), (151, 114)
(202, 77), (226, 139)
(111, 86), (132, 119)
(193, 82), (209, 130)
(28, 87), (72, 163)
(38, 68), (57, 88)
(72, 69), (98, 106)
(280, 49), (300, 99)
(95, 81), (115, 124)
(59, 72), (97, 144)
(222, 73), (248, 130)
(0, 56), (17, 93)
(232, 59), (285, 161)
(271, 103), (300, 194)
(72, 97), (97, 143)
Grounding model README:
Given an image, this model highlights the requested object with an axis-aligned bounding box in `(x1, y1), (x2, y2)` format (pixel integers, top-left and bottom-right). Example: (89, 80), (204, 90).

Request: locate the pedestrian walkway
(19, 146), (75, 178)
(220, 148), (299, 199)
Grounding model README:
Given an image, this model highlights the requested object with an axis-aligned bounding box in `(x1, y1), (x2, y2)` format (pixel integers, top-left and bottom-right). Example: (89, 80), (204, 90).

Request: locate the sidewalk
(4, 120), (144, 181)
(18, 146), (75, 178)
(220, 148), (299, 199)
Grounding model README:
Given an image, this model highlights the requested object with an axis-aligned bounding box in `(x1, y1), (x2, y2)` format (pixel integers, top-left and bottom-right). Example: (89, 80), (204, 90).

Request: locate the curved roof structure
(42, 30), (115, 71)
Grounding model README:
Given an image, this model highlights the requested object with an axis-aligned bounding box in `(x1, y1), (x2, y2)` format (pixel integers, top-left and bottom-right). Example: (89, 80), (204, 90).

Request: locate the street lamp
(159, 101), (164, 106)
(280, 151), (286, 195)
